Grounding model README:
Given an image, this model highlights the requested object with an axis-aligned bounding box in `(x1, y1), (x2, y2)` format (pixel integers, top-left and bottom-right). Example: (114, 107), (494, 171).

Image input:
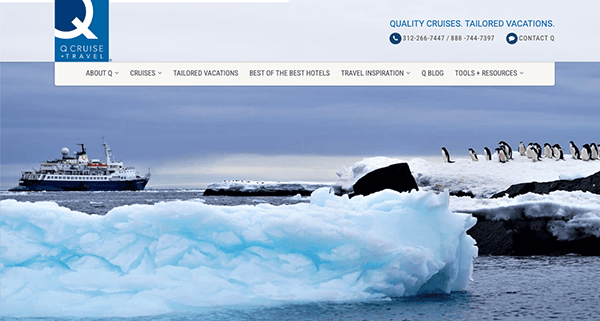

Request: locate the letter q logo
(55, 0), (97, 40)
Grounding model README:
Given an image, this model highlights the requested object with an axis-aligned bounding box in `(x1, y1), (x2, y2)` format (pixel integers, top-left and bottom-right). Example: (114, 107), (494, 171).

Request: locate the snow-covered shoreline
(203, 181), (332, 196)
(203, 153), (600, 199)
(335, 155), (600, 197)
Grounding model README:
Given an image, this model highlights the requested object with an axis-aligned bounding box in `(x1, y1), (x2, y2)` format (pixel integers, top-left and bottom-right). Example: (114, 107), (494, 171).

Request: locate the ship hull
(10, 178), (149, 192)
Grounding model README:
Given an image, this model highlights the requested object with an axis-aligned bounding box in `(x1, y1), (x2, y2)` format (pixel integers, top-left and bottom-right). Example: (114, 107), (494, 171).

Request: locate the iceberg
(0, 188), (477, 317)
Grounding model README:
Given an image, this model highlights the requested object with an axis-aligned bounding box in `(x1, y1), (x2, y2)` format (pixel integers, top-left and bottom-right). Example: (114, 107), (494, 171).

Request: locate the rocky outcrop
(468, 214), (600, 256)
(350, 163), (418, 197)
(491, 171), (600, 199)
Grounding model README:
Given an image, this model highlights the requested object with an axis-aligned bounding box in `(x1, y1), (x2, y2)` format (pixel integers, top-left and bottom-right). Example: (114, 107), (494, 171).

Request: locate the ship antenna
(76, 143), (86, 155)
(102, 138), (113, 164)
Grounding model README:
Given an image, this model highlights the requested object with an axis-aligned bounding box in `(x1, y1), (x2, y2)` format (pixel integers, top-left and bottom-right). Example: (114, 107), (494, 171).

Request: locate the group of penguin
(568, 141), (600, 161)
(441, 141), (600, 163)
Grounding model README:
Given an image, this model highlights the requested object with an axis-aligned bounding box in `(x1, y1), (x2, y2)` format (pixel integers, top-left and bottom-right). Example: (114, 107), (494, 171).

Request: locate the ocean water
(0, 190), (310, 216)
(1, 190), (599, 320)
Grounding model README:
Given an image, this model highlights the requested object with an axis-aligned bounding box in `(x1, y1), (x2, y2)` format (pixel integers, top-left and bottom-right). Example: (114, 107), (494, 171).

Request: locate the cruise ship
(9, 141), (150, 191)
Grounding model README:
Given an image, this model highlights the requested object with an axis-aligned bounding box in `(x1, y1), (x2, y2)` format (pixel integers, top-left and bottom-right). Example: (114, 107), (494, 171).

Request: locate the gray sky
(1, 62), (599, 189)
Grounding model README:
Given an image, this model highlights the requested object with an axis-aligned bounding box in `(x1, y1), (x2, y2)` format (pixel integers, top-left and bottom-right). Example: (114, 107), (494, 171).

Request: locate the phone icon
(390, 33), (402, 45)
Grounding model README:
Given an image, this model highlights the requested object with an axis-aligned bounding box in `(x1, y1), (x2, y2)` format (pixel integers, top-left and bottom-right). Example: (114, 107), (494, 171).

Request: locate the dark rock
(491, 171), (600, 198)
(468, 214), (600, 255)
(450, 190), (475, 198)
(350, 163), (418, 197)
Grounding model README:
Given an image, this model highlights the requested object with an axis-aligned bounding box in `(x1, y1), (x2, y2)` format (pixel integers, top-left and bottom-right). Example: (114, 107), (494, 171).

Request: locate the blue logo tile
(55, 0), (108, 62)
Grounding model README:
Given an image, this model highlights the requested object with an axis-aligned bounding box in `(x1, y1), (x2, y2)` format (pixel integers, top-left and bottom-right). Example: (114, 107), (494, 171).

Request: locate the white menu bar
(55, 62), (554, 86)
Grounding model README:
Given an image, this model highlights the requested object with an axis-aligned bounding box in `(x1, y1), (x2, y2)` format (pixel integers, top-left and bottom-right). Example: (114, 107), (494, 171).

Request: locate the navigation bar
(55, 62), (554, 86)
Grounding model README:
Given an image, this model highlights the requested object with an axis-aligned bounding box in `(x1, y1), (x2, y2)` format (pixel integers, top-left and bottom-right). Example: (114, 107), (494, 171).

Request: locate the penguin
(483, 147), (492, 161)
(544, 143), (554, 159)
(553, 144), (565, 161)
(468, 148), (478, 162)
(499, 141), (513, 159)
(496, 147), (508, 163)
(526, 145), (541, 162)
(441, 147), (454, 163)
(518, 141), (526, 156)
(533, 143), (542, 156)
(526, 143), (534, 159)
(590, 143), (598, 160)
(570, 141), (580, 159)
(581, 144), (591, 161)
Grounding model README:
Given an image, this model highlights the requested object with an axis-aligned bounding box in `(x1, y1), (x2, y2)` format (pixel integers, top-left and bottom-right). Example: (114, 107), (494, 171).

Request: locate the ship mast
(102, 138), (113, 164)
